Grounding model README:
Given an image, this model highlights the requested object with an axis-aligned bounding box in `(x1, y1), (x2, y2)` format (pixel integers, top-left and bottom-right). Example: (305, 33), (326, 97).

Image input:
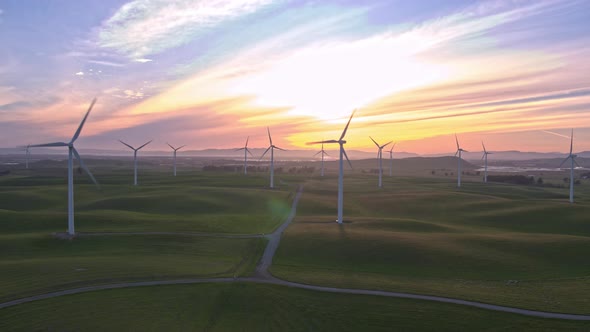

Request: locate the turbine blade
(72, 147), (99, 188)
(463, 149), (469, 153)
(455, 134), (459, 150)
(167, 143), (175, 150)
(259, 146), (271, 160)
(137, 140), (152, 150)
(570, 129), (573, 155)
(313, 150), (322, 157)
(559, 156), (570, 168)
(275, 146), (287, 151)
(245, 136), (249, 147)
(574, 158), (581, 168)
(381, 141), (393, 149)
(71, 98), (97, 143)
(339, 109), (356, 141)
(307, 140), (338, 145)
(369, 136), (379, 147)
(342, 148), (353, 170)
(482, 141), (486, 153)
(323, 151), (329, 156)
(246, 148), (254, 157)
(454, 150), (458, 157)
(481, 153), (485, 160)
(267, 127), (273, 145)
(30, 142), (68, 147)
(389, 142), (396, 152)
(118, 140), (135, 150)
(236, 148), (245, 151)
(177, 145), (186, 151)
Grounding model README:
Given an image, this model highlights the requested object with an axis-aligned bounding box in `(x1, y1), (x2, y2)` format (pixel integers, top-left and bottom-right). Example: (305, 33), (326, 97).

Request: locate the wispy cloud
(134, 58), (152, 63)
(87, 59), (125, 67)
(98, 0), (276, 57)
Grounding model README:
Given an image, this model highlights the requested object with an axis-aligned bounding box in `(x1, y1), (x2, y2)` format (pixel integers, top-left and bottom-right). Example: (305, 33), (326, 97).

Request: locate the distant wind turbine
(29, 98), (99, 236)
(24, 144), (31, 169)
(370, 137), (392, 188)
(119, 139), (152, 186)
(388, 142), (396, 177)
(313, 143), (329, 177)
(167, 143), (185, 176)
(260, 128), (285, 188)
(236, 136), (253, 175)
(559, 129), (579, 203)
(455, 134), (468, 188)
(307, 110), (355, 224)
(481, 141), (492, 183)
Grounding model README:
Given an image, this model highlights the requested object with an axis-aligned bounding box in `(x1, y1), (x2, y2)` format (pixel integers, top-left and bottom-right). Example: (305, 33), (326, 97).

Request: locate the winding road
(3, 184), (590, 321)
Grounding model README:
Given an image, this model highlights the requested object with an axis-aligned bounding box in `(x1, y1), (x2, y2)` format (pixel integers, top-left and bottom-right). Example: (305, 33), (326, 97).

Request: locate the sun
(228, 36), (450, 121)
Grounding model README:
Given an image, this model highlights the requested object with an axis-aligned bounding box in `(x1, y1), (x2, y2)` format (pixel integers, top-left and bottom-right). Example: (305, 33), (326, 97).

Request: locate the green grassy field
(0, 233), (265, 302)
(1, 283), (589, 332)
(0, 169), (292, 234)
(1, 159), (590, 330)
(0, 167), (283, 303)
(272, 174), (590, 314)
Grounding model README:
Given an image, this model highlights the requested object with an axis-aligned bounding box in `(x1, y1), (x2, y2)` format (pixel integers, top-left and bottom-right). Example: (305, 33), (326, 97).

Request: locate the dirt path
(4, 184), (590, 321)
(73, 231), (265, 239)
(254, 184), (304, 278)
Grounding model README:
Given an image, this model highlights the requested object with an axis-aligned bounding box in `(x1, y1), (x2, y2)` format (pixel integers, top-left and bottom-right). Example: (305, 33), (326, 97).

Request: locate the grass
(272, 174), (590, 314)
(2, 159), (590, 327)
(0, 170), (293, 234)
(1, 283), (589, 331)
(0, 233), (265, 302)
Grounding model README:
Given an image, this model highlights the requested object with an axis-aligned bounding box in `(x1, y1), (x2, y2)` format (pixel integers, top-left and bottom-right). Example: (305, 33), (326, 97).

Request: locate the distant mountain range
(0, 147), (589, 161)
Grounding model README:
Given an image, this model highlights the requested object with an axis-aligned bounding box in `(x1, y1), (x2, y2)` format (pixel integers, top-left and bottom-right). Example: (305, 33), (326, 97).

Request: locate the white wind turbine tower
(119, 139), (152, 186)
(559, 129), (579, 203)
(313, 143), (329, 177)
(481, 141), (492, 183)
(455, 134), (468, 188)
(388, 142), (396, 177)
(167, 143), (185, 176)
(260, 128), (285, 188)
(24, 144), (31, 169)
(29, 98), (99, 236)
(370, 137), (392, 188)
(307, 110), (355, 224)
(236, 136), (253, 175)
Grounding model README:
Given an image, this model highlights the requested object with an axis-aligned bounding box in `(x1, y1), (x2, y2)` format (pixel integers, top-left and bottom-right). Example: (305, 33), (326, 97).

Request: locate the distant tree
(431, 170), (436, 175)
(444, 172), (448, 176)
(476, 171), (481, 176)
(563, 177), (569, 183)
(575, 179), (581, 185)
(537, 177), (544, 185)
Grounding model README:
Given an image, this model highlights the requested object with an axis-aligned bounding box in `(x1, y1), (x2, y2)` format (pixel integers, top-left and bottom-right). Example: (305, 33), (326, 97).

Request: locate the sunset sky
(1, 0), (589, 154)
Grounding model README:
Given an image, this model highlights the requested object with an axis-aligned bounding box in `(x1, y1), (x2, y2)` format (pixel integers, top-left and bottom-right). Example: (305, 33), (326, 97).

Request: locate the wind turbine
(455, 134), (468, 188)
(167, 143), (185, 176)
(481, 141), (492, 183)
(388, 142), (396, 177)
(370, 137), (392, 188)
(24, 144), (31, 169)
(29, 98), (99, 236)
(307, 110), (355, 224)
(313, 143), (329, 177)
(260, 128), (285, 188)
(236, 136), (253, 175)
(119, 139), (152, 186)
(559, 129), (579, 203)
